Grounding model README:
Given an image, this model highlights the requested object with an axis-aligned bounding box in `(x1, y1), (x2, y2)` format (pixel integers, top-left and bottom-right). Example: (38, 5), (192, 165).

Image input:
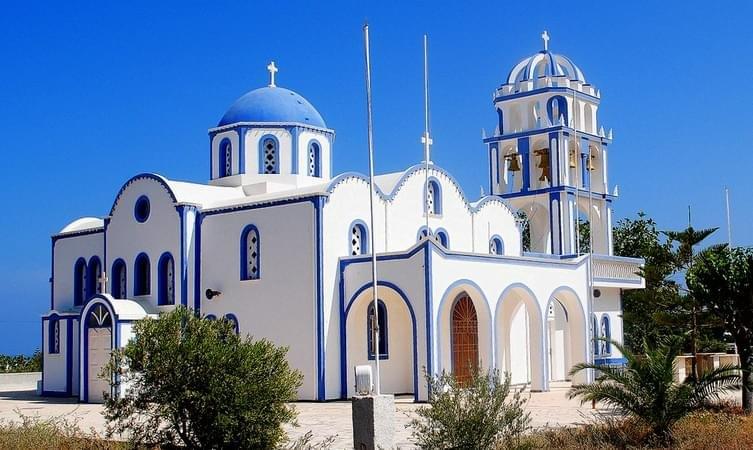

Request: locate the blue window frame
(86, 256), (102, 300)
(219, 139), (232, 177)
(591, 314), (599, 356)
(224, 313), (239, 335)
(417, 226), (432, 242)
(111, 259), (127, 299)
(489, 235), (505, 255)
(240, 225), (260, 280)
(205, 314), (217, 321)
(435, 229), (449, 248)
(601, 315), (612, 355)
(367, 300), (388, 360)
(73, 258), (87, 306)
(157, 252), (175, 305)
(425, 178), (442, 215)
(48, 317), (60, 354)
(260, 136), (279, 174)
(134, 253), (150, 296)
(349, 221), (368, 256)
(307, 141), (321, 177)
(134, 195), (150, 223)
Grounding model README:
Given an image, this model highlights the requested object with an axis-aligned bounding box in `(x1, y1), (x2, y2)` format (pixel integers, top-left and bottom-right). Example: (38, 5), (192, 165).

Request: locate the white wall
(53, 233), (104, 311)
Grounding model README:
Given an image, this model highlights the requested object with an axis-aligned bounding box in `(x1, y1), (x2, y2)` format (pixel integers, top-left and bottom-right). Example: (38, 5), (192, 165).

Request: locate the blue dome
(218, 86), (326, 128)
(506, 51), (586, 85)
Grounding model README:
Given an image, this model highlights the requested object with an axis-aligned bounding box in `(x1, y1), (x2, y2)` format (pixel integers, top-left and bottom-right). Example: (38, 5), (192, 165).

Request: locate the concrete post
(352, 394), (395, 450)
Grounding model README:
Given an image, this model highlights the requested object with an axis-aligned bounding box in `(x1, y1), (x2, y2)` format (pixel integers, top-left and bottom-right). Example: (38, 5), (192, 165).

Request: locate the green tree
(688, 246), (753, 412)
(568, 338), (740, 444)
(104, 306), (302, 449)
(410, 368), (530, 450)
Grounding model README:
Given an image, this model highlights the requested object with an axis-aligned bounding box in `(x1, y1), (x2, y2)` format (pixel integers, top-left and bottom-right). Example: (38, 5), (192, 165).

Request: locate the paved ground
(0, 381), (618, 449)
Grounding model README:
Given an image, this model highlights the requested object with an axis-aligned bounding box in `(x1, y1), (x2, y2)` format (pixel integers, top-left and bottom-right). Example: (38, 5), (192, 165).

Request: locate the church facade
(42, 38), (643, 402)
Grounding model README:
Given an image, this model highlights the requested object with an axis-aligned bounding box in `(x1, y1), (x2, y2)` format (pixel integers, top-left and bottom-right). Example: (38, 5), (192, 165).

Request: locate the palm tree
(568, 338), (739, 443)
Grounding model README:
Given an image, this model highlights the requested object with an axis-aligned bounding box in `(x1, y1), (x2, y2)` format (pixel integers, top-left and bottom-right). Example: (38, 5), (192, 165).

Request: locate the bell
(506, 153), (521, 172)
(568, 149), (577, 168)
(535, 149), (550, 182)
(586, 154), (596, 171)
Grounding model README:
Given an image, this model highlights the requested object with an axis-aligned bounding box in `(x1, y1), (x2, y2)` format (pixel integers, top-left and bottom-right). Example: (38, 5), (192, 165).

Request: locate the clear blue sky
(1, 1), (751, 354)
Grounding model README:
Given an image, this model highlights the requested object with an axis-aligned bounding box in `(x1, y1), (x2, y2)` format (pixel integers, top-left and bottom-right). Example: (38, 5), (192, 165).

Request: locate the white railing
(591, 255), (644, 286)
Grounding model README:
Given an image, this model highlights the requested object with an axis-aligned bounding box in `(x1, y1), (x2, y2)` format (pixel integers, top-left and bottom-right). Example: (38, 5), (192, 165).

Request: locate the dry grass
(519, 406), (753, 449)
(0, 414), (126, 449)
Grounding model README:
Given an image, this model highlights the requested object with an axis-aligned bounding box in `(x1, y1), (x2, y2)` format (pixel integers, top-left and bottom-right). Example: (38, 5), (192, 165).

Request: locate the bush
(0, 349), (42, 373)
(409, 368), (530, 450)
(0, 414), (122, 449)
(104, 306), (303, 449)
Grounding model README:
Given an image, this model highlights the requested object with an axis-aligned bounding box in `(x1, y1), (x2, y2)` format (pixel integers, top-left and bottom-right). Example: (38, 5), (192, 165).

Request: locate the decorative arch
(600, 314), (612, 355)
(205, 314), (217, 321)
(489, 235), (505, 255)
(80, 296), (115, 403)
(133, 253), (150, 296)
(259, 135), (280, 174)
(434, 228), (449, 249)
(307, 140), (321, 177)
(224, 313), (240, 335)
(367, 300), (388, 360)
(86, 256), (102, 299)
(495, 283), (545, 390)
(545, 286), (588, 384)
(219, 138), (232, 177)
(591, 313), (599, 357)
(424, 177), (442, 215)
(547, 95), (568, 126)
(111, 259), (127, 300)
(73, 257), (87, 306)
(240, 225), (261, 280)
(157, 252), (175, 305)
(348, 220), (369, 256)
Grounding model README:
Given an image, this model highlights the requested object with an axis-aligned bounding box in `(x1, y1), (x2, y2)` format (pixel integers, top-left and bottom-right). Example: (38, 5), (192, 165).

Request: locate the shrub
(0, 414), (122, 449)
(409, 368), (530, 450)
(104, 306), (302, 449)
(0, 349), (42, 373)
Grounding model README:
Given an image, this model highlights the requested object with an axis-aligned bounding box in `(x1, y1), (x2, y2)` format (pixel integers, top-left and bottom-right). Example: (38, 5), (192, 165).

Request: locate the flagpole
(423, 34), (431, 236)
(362, 23), (381, 395)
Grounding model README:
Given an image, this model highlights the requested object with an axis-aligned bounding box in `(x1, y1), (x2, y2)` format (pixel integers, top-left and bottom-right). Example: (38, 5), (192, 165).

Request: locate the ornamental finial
(541, 30), (550, 51)
(267, 61), (278, 87)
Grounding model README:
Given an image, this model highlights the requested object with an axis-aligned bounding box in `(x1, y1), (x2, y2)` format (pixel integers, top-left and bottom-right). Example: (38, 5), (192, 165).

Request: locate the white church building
(42, 35), (643, 402)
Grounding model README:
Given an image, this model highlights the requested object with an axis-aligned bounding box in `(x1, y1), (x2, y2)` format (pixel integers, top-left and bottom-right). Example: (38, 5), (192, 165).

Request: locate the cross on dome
(267, 61), (278, 87)
(542, 30), (550, 51)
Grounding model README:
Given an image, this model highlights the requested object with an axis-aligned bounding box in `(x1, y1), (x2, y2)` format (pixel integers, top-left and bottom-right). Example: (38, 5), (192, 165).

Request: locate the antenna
(423, 34), (432, 237)
(362, 23), (381, 395)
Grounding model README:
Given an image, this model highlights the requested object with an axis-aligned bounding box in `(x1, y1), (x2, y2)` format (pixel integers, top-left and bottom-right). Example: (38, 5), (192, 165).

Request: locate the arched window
(87, 303), (112, 328)
(435, 229), (449, 249)
(241, 225), (260, 280)
(111, 259), (127, 300)
(158, 253), (175, 305)
(425, 179), (442, 215)
(349, 222), (368, 256)
(219, 139), (232, 177)
(73, 258), (87, 306)
(261, 137), (279, 174)
(87, 256), (102, 299)
(205, 314), (217, 321)
(417, 226), (431, 242)
(48, 317), (60, 354)
(489, 236), (505, 255)
(591, 314), (599, 356)
(547, 96), (568, 126)
(367, 300), (388, 359)
(601, 315), (611, 355)
(134, 253), (150, 296)
(224, 314), (239, 335)
(307, 141), (321, 177)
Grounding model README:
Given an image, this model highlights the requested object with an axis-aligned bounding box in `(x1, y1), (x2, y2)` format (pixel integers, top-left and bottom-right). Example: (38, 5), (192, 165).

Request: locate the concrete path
(0, 382), (613, 449)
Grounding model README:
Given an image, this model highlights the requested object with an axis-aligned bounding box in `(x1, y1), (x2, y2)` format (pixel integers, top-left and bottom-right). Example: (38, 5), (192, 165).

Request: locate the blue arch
(435, 228), (449, 249)
(258, 134), (280, 174)
(307, 139), (322, 177)
(591, 313), (599, 356)
(224, 313), (240, 335)
(367, 300), (388, 360)
(108, 173), (178, 217)
(416, 226), (432, 242)
(424, 177), (442, 215)
(547, 95), (568, 125)
(490, 235), (505, 255)
(111, 258), (127, 299)
(219, 138), (232, 177)
(343, 281), (418, 401)
(496, 108), (504, 133)
(348, 220), (369, 256)
(600, 314), (612, 354)
(240, 224), (261, 280)
(86, 256), (102, 300)
(133, 252), (150, 296)
(157, 252), (175, 305)
(73, 257), (87, 306)
(205, 314), (217, 321)
(48, 314), (60, 354)
(80, 295), (117, 403)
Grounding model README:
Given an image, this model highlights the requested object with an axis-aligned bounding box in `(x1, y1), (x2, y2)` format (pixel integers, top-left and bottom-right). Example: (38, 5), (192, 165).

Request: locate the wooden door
(452, 295), (479, 384)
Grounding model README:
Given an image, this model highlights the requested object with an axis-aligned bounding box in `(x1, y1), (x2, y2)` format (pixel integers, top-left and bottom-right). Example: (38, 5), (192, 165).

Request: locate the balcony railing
(591, 254), (644, 288)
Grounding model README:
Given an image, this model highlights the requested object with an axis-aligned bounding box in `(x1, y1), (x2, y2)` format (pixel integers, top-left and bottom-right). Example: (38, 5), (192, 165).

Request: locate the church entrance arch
(451, 295), (479, 384)
(545, 287), (588, 384)
(86, 303), (113, 403)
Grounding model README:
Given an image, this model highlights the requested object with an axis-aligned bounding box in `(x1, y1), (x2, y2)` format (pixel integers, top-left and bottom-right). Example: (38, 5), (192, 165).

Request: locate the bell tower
(485, 32), (615, 256)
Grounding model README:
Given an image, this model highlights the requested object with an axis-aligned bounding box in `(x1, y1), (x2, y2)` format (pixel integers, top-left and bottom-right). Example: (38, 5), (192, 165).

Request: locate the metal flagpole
(362, 23), (381, 395)
(725, 187), (732, 247)
(423, 34), (432, 236)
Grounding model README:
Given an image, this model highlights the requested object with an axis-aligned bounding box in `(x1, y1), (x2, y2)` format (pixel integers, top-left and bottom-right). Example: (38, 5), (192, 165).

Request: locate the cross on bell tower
(267, 61), (278, 87)
(541, 30), (550, 51)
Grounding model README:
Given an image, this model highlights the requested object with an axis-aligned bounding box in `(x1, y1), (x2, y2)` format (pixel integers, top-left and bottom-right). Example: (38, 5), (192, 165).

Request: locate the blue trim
(495, 86), (600, 104)
(238, 129), (246, 175)
(50, 239), (55, 310)
(205, 314), (216, 320)
(341, 280), (419, 402)
(194, 213), (203, 312)
(73, 257), (87, 306)
(594, 356), (626, 366)
(435, 228), (449, 249)
(417, 226), (431, 242)
(519, 137), (530, 191)
(157, 252), (175, 305)
(483, 125), (609, 145)
(218, 138), (232, 178)
(239, 224), (261, 280)
(366, 300), (389, 360)
(80, 296), (118, 403)
(546, 95), (568, 126)
(48, 315), (60, 354)
(258, 134), (280, 174)
(108, 173), (178, 217)
(65, 318), (73, 395)
(423, 177), (442, 215)
(111, 259), (127, 299)
(424, 245), (434, 381)
(313, 197), (325, 400)
(223, 313), (240, 334)
(348, 220), (369, 256)
(291, 127), (300, 174)
(134, 195), (150, 223)
(86, 255), (102, 300)
(490, 235), (505, 255)
(600, 314), (612, 354)
(307, 139), (322, 177)
(133, 252), (150, 296)
(499, 184), (615, 201)
(549, 192), (561, 255)
(177, 206), (190, 307)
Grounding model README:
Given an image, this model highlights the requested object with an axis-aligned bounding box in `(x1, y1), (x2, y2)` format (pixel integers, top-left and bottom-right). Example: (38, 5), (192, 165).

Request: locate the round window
(134, 196), (150, 223)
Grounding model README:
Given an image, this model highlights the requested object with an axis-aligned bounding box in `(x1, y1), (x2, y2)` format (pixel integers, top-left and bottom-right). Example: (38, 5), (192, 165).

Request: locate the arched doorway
(452, 295), (479, 384)
(496, 285), (545, 390)
(547, 299), (571, 381)
(545, 288), (588, 384)
(86, 303), (112, 403)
